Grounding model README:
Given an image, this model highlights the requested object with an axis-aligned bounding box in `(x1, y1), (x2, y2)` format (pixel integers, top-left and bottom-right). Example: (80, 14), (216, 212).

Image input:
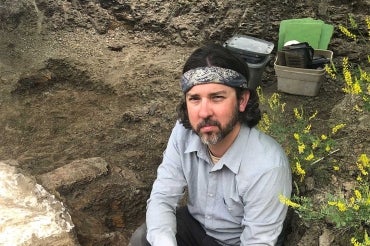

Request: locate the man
(130, 44), (292, 246)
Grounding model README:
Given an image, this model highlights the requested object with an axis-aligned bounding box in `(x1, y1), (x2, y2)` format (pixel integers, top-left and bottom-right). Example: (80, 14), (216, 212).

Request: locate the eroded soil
(0, 0), (369, 245)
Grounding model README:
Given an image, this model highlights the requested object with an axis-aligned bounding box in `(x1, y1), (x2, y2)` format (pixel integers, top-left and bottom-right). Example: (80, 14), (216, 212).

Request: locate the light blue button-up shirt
(146, 121), (292, 246)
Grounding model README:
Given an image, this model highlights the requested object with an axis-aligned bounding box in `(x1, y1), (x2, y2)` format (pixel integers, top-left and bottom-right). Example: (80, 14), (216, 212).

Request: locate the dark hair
(177, 43), (261, 128)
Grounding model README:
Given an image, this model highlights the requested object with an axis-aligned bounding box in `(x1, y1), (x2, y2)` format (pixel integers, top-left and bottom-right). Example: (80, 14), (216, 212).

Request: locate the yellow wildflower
(353, 80), (362, 94)
(328, 201), (337, 206)
(333, 166), (340, 171)
(303, 124), (311, 134)
(360, 69), (370, 82)
(268, 93), (280, 111)
(328, 201), (347, 211)
(357, 154), (369, 176)
(293, 133), (300, 141)
(295, 161), (306, 181)
(311, 140), (319, 150)
(293, 108), (303, 120)
(358, 163), (368, 176)
(343, 57), (349, 69)
(353, 204), (360, 210)
(324, 64), (336, 79)
(343, 66), (351, 80)
(332, 123), (346, 134)
(339, 24), (357, 40)
(279, 194), (300, 208)
(298, 143), (306, 154)
(350, 197), (355, 205)
(343, 70), (353, 93)
(325, 144), (331, 152)
(337, 201), (347, 212)
(351, 237), (360, 246)
(305, 152), (314, 161)
(354, 189), (362, 200)
(308, 110), (318, 121)
(359, 67), (369, 81)
(259, 113), (270, 132)
(256, 86), (263, 100)
(354, 104), (363, 112)
(321, 134), (327, 140)
(342, 57), (355, 94)
(358, 154), (369, 167)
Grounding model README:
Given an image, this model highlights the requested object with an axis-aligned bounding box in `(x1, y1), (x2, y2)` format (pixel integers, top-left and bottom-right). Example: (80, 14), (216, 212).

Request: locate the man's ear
(239, 90), (250, 112)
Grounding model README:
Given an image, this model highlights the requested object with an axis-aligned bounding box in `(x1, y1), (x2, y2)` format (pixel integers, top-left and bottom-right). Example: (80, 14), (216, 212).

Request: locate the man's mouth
(197, 119), (220, 133)
(200, 125), (217, 132)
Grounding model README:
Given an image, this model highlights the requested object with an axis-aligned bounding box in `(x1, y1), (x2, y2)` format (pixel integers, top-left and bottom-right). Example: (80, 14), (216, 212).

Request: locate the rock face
(0, 161), (79, 246)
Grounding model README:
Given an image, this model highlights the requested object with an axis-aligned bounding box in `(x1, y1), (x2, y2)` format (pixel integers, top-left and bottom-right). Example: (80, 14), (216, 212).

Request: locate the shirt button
(208, 193), (214, 197)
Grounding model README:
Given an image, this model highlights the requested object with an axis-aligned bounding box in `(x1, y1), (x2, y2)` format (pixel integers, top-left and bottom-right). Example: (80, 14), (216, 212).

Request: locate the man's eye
(213, 96), (225, 101)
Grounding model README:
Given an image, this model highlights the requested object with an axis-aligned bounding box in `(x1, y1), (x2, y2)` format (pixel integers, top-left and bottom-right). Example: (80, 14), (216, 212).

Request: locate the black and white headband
(180, 66), (249, 93)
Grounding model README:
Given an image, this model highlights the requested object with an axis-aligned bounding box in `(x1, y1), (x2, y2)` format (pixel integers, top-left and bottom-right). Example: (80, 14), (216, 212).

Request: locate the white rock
(0, 161), (79, 246)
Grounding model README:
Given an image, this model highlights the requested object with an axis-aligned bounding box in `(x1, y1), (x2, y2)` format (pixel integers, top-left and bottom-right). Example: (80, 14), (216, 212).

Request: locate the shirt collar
(184, 125), (251, 174)
(185, 132), (209, 162)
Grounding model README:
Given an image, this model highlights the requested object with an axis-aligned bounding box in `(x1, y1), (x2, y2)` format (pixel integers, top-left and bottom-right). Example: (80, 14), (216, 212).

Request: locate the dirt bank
(0, 0), (369, 245)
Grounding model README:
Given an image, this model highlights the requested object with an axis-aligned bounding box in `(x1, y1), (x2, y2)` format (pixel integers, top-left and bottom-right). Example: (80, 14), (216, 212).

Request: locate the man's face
(185, 83), (249, 145)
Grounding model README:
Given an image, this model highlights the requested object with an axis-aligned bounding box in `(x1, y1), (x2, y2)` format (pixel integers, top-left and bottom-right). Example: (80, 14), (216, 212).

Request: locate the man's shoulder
(170, 121), (197, 144)
(172, 121), (193, 136)
(243, 126), (282, 149)
(239, 126), (288, 168)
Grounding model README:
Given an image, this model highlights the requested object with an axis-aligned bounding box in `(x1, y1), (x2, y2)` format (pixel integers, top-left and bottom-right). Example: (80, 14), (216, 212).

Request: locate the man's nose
(198, 99), (212, 118)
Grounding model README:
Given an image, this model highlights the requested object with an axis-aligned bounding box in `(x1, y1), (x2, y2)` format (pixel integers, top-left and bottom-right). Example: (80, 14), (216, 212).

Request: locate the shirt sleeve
(240, 158), (292, 245)
(146, 124), (188, 246)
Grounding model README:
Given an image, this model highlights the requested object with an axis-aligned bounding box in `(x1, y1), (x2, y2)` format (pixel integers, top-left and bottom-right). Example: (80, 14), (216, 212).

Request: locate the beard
(194, 105), (240, 145)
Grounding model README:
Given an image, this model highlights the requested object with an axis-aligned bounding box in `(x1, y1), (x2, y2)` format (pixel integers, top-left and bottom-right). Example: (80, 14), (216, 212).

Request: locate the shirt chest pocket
(223, 196), (244, 219)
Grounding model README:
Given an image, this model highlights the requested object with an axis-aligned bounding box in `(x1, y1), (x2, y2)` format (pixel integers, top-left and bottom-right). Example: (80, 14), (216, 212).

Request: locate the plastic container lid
(224, 35), (274, 56)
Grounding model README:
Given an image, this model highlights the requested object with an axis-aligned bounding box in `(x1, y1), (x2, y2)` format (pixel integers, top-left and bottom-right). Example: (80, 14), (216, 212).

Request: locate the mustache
(196, 118), (221, 132)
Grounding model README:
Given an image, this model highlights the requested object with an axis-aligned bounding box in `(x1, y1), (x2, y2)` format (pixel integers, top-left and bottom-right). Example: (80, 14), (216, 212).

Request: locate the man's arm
(146, 124), (187, 246)
(240, 163), (292, 245)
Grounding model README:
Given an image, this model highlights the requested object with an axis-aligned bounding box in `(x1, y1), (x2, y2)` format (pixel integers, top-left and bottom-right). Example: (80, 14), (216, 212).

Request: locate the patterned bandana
(180, 66), (248, 92)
